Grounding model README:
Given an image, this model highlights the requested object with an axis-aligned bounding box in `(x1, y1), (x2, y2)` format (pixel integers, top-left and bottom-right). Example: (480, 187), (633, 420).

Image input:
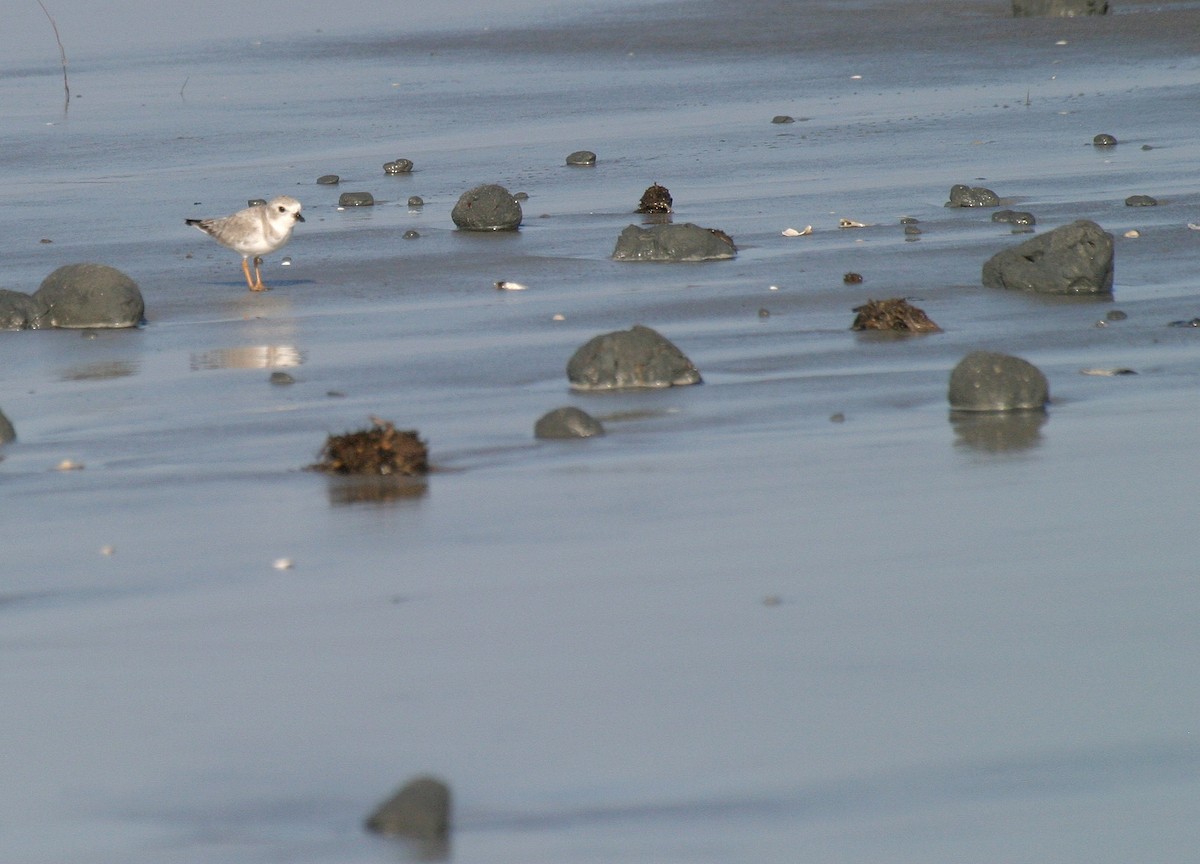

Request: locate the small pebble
(565, 150), (597, 166)
(383, 159), (414, 174)
(1125, 195), (1157, 207)
(771, 115), (795, 124)
(407, 196), (424, 207)
(316, 174), (340, 185)
(758, 308), (770, 318)
(403, 229), (420, 239)
(843, 272), (863, 284)
(269, 371), (296, 385)
(513, 191), (529, 201)
(1106, 309), (1128, 321)
(1093, 133), (1118, 146)
(338, 191), (374, 207)
(248, 198), (267, 207)
(829, 412), (846, 423)
(762, 595), (783, 606)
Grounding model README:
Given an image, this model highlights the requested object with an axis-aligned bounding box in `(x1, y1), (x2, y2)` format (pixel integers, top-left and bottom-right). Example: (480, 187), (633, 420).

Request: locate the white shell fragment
(781, 226), (813, 237)
(838, 218), (869, 229)
(552, 313), (565, 321)
(55, 459), (84, 471)
(272, 558), (295, 570)
(1187, 223), (1200, 231)
(494, 280), (527, 291)
(1080, 367), (1137, 376)
(1123, 230), (1140, 238)
(99, 545), (116, 556)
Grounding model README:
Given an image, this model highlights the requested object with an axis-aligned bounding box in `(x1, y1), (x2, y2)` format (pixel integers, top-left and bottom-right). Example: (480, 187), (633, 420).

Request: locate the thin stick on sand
(34, 0), (70, 112)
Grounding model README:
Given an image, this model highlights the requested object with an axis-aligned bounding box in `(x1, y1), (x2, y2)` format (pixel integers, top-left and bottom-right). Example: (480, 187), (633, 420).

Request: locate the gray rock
(316, 174), (340, 185)
(365, 775), (450, 850)
(992, 209), (1036, 226)
(1093, 133), (1118, 146)
(567, 324), (702, 391)
(611, 223), (736, 262)
(32, 264), (144, 328)
(945, 184), (1000, 208)
(384, 158), (414, 174)
(0, 289), (45, 330)
(535, 406), (605, 439)
(1013, 0), (1108, 15)
(1125, 194), (1157, 207)
(0, 407), (15, 444)
(338, 191), (374, 207)
(566, 150), (597, 166)
(407, 196), (424, 207)
(451, 184), (522, 231)
(771, 115), (795, 124)
(982, 219), (1114, 295)
(949, 351), (1048, 412)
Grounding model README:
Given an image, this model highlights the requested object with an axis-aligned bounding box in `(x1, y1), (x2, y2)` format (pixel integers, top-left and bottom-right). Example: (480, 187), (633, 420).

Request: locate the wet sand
(3, 1), (1200, 862)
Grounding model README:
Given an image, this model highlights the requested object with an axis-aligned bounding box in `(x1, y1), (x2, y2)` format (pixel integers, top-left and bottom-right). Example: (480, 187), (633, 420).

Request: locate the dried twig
(34, 0), (70, 113)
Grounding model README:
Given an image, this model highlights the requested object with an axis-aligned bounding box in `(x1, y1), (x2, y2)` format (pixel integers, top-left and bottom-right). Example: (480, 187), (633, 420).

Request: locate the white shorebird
(186, 196), (305, 291)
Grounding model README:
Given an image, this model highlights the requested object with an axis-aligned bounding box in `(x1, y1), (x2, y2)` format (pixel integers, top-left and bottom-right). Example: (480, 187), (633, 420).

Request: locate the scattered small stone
(903, 225), (922, 236)
(566, 150), (597, 166)
(513, 191), (529, 201)
(771, 115), (795, 124)
(1141, 144), (1154, 151)
(851, 298), (941, 333)
(269, 371), (295, 385)
(365, 775), (451, 850)
(451, 184), (522, 231)
(1125, 194), (1157, 207)
(403, 230), (420, 239)
(992, 209), (1036, 226)
(384, 158), (414, 174)
(829, 412), (846, 423)
(567, 324), (701, 391)
(534, 406), (605, 439)
(316, 174), (340, 185)
(39, 238), (52, 244)
(758, 307), (770, 318)
(982, 219), (1113, 295)
(899, 216), (919, 225)
(308, 417), (429, 476)
(407, 196), (424, 207)
(338, 191), (374, 207)
(843, 272), (864, 284)
(636, 183), (673, 214)
(945, 184), (1000, 207)
(1092, 133), (1118, 146)
(948, 351), (1048, 412)
(1106, 309), (1127, 321)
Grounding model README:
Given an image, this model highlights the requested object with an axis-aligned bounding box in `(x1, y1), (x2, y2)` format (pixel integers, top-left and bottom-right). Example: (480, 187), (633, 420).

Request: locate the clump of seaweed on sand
(851, 298), (941, 333)
(308, 417), (429, 476)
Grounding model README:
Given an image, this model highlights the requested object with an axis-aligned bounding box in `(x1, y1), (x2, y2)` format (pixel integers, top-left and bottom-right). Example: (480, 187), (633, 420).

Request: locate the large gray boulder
(949, 351), (1048, 412)
(1013, 0), (1107, 16)
(568, 325), (702, 391)
(451, 184), (522, 231)
(0, 289), (45, 330)
(982, 220), (1113, 295)
(611, 223), (736, 262)
(33, 264), (144, 328)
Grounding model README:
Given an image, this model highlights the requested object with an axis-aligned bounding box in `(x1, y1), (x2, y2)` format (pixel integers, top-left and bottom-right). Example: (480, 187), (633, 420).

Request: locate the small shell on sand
(838, 218), (869, 229)
(1123, 230), (1140, 238)
(495, 281), (527, 291)
(272, 558), (295, 570)
(1080, 368), (1137, 376)
(781, 226), (813, 237)
(56, 459), (84, 471)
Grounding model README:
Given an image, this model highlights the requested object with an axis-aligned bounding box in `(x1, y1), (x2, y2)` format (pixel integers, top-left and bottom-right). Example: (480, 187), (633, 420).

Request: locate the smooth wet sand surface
(2, 1), (1200, 861)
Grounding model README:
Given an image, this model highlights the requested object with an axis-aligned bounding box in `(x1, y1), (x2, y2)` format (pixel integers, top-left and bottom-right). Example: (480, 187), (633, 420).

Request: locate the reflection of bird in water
(186, 196), (304, 291)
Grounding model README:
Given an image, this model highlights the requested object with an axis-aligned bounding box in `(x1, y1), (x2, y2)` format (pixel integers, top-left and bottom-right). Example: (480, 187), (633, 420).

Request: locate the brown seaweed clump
(636, 183), (673, 214)
(851, 298), (941, 333)
(309, 417), (429, 475)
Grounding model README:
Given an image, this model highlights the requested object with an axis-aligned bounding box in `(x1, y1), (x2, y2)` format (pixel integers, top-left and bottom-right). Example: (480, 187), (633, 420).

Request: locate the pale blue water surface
(2, 1), (1199, 862)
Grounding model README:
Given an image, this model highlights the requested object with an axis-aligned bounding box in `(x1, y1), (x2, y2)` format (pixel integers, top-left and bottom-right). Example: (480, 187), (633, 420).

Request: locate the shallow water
(3, 1), (1200, 862)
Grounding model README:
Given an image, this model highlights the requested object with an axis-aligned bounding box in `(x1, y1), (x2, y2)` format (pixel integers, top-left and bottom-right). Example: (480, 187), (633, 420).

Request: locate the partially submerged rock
(0, 289), (44, 330)
(384, 158), (414, 174)
(365, 775), (450, 857)
(611, 223), (736, 262)
(309, 418), (429, 475)
(451, 183), (522, 231)
(945, 184), (999, 208)
(0, 407), (15, 444)
(992, 209), (1036, 226)
(851, 298), (941, 333)
(33, 263), (144, 329)
(567, 325), (702, 390)
(565, 150), (597, 166)
(982, 219), (1114, 295)
(1125, 194), (1157, 207)
(1013, 0), (1108, 17)
(636, 183), (673, 214)
(948, 351), (1048, 412)
(535, 406), (605, 439)
(338, 191), (375, 207)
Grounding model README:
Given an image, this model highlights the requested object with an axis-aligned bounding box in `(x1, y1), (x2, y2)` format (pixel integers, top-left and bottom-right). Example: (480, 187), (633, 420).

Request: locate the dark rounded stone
(565, 150), (597, 166)
(636, 183), (673, 214)
(1092, 133), (1118, 146)
(992, 209), (1036, 226)
(1013, 0), (1108, 15)
(384, 159), (414, 174)
(365, 775), (450, 848)
(32, 263), (144, 329)
(945, 184), (1000, 208)
(316, 174), (340, 185)
(1125, 194), (1157, 207)
(0, 407), (15, 444)
(948, 351), (1048, 412)
(611, 223), (736, 262)
(1105, 309), (1127, 321)
(403, 230), (420, 239)
(534, 406), (605, 439)
(451, 184), (522, 231)
(771, 115), (795, 124)
(0, 288), (45, 330)
(982, 219), (1113, 295)
(407, 196), (424, 207)
(248, 198), (267, 207)
(567, 324), (702, 391)
(269, 371), (295, 385)
(338, 191), (375, 207)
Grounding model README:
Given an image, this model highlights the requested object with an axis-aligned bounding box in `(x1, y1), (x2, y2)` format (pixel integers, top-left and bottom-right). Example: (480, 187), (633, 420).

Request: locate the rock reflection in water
(326, 475), (429, 506)
(189, 345), (303, 371)
(950, 409), (1047, 452)
(59, 360), (139, 381)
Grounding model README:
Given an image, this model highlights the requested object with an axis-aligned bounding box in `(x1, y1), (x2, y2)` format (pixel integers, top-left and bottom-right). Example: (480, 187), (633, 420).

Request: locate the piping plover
(186, 196), (305, 291)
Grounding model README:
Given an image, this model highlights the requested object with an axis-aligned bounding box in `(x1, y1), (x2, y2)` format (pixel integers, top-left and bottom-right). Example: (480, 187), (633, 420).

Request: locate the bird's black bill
(296, 213), (306, 222)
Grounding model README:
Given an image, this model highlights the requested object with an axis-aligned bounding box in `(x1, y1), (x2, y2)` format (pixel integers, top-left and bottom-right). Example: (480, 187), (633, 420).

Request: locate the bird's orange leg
(250, 256), (268, 291)
(240, 257), (257, 291)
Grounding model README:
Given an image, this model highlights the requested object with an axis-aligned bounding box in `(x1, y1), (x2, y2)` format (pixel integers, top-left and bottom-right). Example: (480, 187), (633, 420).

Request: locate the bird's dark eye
(277, 206), (285, 212)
